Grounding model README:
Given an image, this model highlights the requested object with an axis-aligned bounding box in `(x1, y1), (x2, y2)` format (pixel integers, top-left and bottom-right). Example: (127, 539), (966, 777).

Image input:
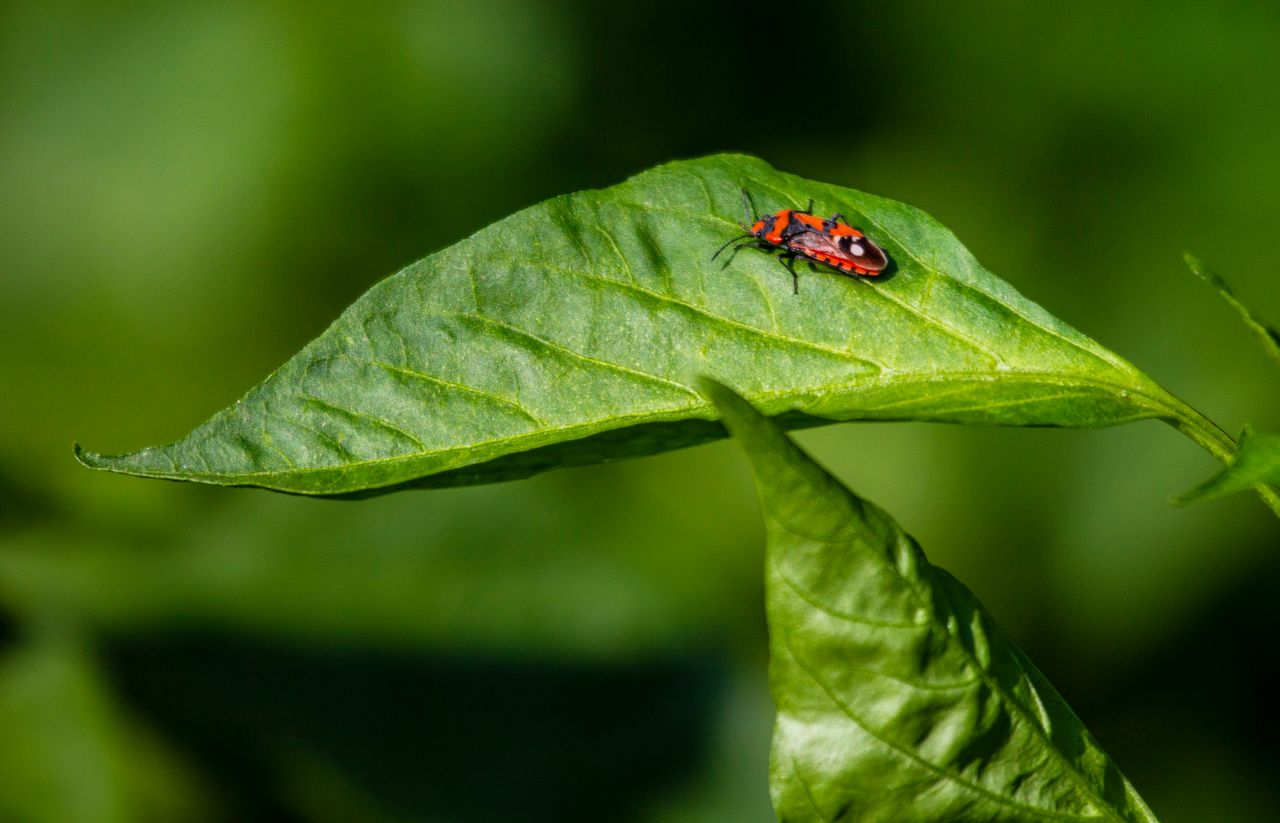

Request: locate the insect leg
(777, 253), (800, 294)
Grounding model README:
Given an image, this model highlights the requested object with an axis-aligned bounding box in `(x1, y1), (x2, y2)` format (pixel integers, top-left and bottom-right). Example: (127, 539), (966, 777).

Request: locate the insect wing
(790, 228), (887, 274)
(786, 230), (856, 271)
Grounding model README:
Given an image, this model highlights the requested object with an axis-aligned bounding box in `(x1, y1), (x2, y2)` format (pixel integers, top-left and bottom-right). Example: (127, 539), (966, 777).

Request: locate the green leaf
(1175, 425), (1280, 505)
(704, 379), (1160, 823)
(1185, 253), (1280, 370)
(79, 154), (1224, 495)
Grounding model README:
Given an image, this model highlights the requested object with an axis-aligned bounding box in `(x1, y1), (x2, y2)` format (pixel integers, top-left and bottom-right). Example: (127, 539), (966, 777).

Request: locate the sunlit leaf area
(4, 3), (1279, 821)
(709, 381), (1161, 823)
(77, 153), (1213, 495)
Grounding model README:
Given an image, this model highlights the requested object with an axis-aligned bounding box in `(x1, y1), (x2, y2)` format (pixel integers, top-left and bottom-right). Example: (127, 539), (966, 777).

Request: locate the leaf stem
(1161, 396), (1280, 519)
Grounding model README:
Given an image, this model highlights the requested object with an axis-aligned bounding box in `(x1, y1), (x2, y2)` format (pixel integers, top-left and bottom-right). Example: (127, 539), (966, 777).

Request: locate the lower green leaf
(705, 380), (1160, 823)
(1175, 426), (1280, 506)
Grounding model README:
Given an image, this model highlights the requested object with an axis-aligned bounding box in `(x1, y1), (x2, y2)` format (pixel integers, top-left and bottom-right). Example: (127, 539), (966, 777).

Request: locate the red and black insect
(712, 190), (889, 293)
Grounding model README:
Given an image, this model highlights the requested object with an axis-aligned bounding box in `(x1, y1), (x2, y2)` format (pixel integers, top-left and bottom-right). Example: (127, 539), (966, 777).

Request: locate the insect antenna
(714, 240), (767, 269)
(739, 188), (756, 224)
(711, 233), (754, 261)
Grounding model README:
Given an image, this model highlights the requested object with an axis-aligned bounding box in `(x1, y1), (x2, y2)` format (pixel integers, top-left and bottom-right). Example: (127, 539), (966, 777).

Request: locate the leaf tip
(72, 442), (100, 469)
(1171, 476), (1231, 507)
(1183, 252), (1229, 292)
(1171, 426), (1266, 508)
(73, 443), (129, 474)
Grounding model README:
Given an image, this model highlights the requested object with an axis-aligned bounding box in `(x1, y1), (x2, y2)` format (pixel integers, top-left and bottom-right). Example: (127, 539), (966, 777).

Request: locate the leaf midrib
(600, 193), (1129, 378)
(733, 175), (1137, 376)
(90, 369), (1177, 488)
(578, 200), (1011, 369)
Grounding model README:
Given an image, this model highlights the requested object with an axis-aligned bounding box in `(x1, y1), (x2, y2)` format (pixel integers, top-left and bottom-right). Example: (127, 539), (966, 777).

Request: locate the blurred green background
(3, 2), (1279, 820)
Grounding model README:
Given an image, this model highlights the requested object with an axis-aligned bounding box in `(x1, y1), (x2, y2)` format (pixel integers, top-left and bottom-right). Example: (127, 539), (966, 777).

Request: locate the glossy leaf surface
(705, 380), (1160, 823)
(80, 155), (1204, 495)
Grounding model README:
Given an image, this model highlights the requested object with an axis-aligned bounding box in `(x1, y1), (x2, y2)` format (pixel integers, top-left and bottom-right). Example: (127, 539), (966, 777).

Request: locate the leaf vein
(780, 631), (1101, 823)
(462, 314), (703, 400)
(301, 395), (427, 451)
(772, 554), (924, 630)
(373, 360), (547, 426)
(541, 263), (886, 373)
(789, 752), (833, 823)
(292, 419), (359, 462)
